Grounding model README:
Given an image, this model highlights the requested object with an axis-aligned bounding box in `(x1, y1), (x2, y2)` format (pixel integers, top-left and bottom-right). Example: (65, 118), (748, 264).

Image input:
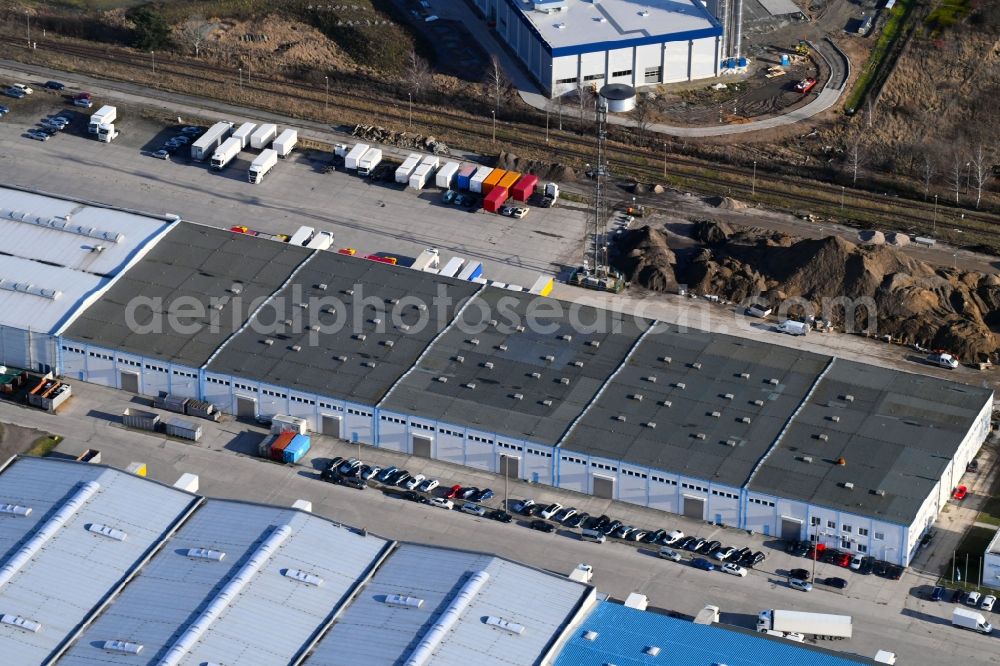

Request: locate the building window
(874, 532), (884, 541)
(556, 77), (577, 84)
(858, 544), (868, 553)
(827, 520), (835, 529)
(612, 69), (632, 78)
(842, 525), (852, 533)
(583, 73), (603, 82)
(858, 527), (869, 537)
(644, 66), (662, 82)
(841, 538), (852, 549)
(811, 517), (820, 526)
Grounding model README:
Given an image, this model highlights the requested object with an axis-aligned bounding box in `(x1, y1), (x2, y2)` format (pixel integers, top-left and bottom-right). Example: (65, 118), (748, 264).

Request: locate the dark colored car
(820, 548), (842, 564)
(951, 588), (965, 603)
(676, 536), (696, 550)
(931, 586), (945, 601)
(377, 466), (398, 482)
(603, 520), (624, 536)
(459, 487), (479, 500)
(733, 546), (752, 562)
(490, 509), (513, 523)
(44, 81), (65, 90)
(737, 550), (756, 567)
(967, 459), (980, 472)
(591, 515), (610, 530)
(790, 568), (810, 581)
(687, 538), (706, 552)
(825, 577), (848, 589)
(472, 488), (495, 503)
(699, 540), (722, 555)
(326, 456), (345, 471)
(750, 551), (766, 567)
(859, 556), (875, 575)
(691, 558), (715, 571)
(530, 519), (555, 533)
(340, 476), (366, 490)
(394, 472), (413, 487)
(873, 560), (890, 577)
(920, 530), (936, 548)
(887, 564), (903, 580)
(612, 525), (632, 539)
(385, 469), (407, 485)
(320, 468), (339, 483)
(564, 512), (588, 529)
(786, 540), (810, 557)
(400, 490), (421, 502)
(645, 529), (667, 544)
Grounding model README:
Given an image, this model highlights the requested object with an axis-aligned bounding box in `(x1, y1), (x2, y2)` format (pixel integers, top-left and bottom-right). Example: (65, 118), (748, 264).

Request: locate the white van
(580, 528), (606, 543)
(745, 304), (772, 318)
(776, 320), (809, 336)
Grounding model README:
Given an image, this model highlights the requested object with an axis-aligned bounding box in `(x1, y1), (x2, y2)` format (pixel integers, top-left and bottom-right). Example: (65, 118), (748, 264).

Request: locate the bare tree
(970, 143), (992, 210)
(178, 16), (208, 58)
(847, 139), (865, 187)
(947, 151), (965, 205)
(577, 83), (590, 122)
(631, 96), (654, 147)
(404, 49), (433, 101)
(920, 151), (936, 201)
(485, 54), (507, 114)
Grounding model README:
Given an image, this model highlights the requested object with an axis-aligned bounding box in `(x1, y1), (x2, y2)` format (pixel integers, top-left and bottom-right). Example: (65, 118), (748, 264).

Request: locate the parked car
(500, 206), (516, 217)
(663, 530), (685, 545)
(513, 498), (535, 513)
(152, 149), (170, 160)
(825, 577), (849, 589)
(951, 588), (965, 603)
(459, 487), (479, 500)
(927, 352), (959, 369)
(691, 558), (715, 572)
(529, 519), (555, 533)
(389, 470), (411, 486)
(699, 540), (722, 555)
(461, 502), (487, 517)
(320, 468), (339, 483)
(968, 459), (980, 473)
(41, 117), (67, 130)
(687, 538), (707, 552)
(441, 189), (457, 204)
(722, 563), (747, 577)
(859, 556), (875, 575)
(403, 474), (426, 490)
(360, 465), (381, 481)
(338, 458), (361, 476)
(732, 547), (752, 562)
(790, 579), (813, 592)
(418, 478), (439, 493)
(400, 490), (422, 502)
(789, 568), (810, 581)
(645, 529), (667, 544)
(554, 507), (577, 523)
(850, 554), (864, 571)
(886, 564), (903, 580)
(564, 512), (588, 529)
(490, 509), (512, 523)
(967, 591), (982, 606)
(930, 586), (945, 601)
(5, 87), (26, 99)
(590, 515), (611, 531)
(786, 541), (811, 557)
(11, 83), (33, 94)
(445, 484), (462, 499)
(612, 525), (634, 540)
(712, 546), (736, 561)
(471, 488), (494, 503)
(326, 456), (345, 470)
(953, 485), (969, 500)
(603, 520), (624, 536)
(339, 476), (366, 490)
(512, 207), (529, 219)
(73, 97), (93, 108)
(920, 530), (936, 548)
(539, 503), (563, 520)
(428, 497), (453, 510)
(658, 548), (682, 562)
(26, 129), (49, 141)
(982, 595), (996, 612)
(377, 466), (398, 482)
(0, 104), (9, 116)
(181, 125), (202, 134)
(872, 560), (889, 577)
(44, 81), (65, 90)
(749, 551), (766, 568)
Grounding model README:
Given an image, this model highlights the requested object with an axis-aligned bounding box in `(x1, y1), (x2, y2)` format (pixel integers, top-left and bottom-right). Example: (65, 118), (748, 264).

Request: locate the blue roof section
(554, 602), (875, 666)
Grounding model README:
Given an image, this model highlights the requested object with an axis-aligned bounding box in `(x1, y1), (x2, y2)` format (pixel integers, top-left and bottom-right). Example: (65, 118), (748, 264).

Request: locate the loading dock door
(120, 371), (139, 393)
(321, 414), (342, 439)
(683, 496), (705, 520)
(499, 455), (519, 479)
(412, 435), (432, 458)
(593, 475), (614, 499)
(236, 395), (257, 419)
(781, 518), (803, 542)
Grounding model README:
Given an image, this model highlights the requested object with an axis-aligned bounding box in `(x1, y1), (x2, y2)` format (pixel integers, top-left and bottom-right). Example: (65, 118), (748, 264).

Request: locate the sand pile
(613, 225), (680, 293)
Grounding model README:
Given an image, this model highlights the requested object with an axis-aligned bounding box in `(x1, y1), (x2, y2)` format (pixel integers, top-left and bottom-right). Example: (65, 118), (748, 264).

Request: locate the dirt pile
(496, 152), (575, 182)
(615, 222), (1000, 361)
(352, 125), (449, 154)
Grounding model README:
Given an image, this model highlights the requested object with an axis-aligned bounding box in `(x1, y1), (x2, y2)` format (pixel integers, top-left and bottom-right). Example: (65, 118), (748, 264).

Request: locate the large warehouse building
(470, 0), (724, 97)
(0, 455), (878, 665)
(4, 188), (991, 567)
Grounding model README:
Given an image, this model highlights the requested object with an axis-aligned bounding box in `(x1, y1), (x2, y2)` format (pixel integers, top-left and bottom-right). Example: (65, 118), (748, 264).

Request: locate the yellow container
(482, 169), (506, 194)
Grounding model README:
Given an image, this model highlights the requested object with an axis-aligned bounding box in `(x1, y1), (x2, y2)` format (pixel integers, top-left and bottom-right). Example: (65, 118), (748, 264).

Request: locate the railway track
(5, 35), (999, 242)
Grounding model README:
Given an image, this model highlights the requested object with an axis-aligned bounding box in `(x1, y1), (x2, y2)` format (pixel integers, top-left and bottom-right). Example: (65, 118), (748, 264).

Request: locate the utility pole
(502, 455), (509, 512)
(663, 142), (667, 179)
(840, 186), (845, 210)
(239, 67), (243, 91)
(491, 110), (496, 144)
(324, 76), (329, 109)
(151, 50), (155, 76)
(545, 106), (550, 144)
(26, 12), (30, 48)
(408, 93), (412, 130)
(752, 160), (757, 197)
(932, 194), (938, 236)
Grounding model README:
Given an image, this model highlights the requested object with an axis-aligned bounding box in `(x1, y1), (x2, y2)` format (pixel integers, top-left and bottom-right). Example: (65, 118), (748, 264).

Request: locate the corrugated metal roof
(59, 500), (389, 666)
(0, 457), (198, 665)
(553, 601), (876, 666)
(307, 543), (593, 666)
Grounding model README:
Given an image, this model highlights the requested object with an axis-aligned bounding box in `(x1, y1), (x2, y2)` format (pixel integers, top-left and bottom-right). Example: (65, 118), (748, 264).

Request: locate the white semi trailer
(191, 121), (234, 161)
(88, 105), (116, 134)
(273, 129), (298, 158)
(210, 137), (242, 171)
(757, 610), (852, 640)
(248, 149), (278, 184)
(250, 123), (278, 150)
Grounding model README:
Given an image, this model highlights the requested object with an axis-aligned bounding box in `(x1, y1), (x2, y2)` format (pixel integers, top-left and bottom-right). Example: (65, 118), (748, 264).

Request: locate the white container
(191, 121), (233, 161)
(210, 137), (241, 170)
(232, 122), (257, 149)
(273, 129), (298, 158)
(469, 166), (493, 193)
(249, 123), (278, 150)
(248, 149), (278, 184)
(435, 161), (460, 189)
(88, 105), (116, 134)
(173, 472), (200, 493)
(344, 143), (370, 170)
(289, 226), (315, 246)
(271, 414), (309, 435)
(419, 154), (440, 170)
(358, 148), (382, 176)
(439, 257), (465, 278)
(409, 163), (433, 190)
(396, 153), (422, 183)
(412, 248), (440, 271)
(305, 231), (334, 250)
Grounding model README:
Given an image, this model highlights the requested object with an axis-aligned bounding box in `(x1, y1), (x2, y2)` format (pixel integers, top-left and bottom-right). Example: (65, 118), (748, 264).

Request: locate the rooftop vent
(588, 340), (601, 348)
(283, 319), (293, 327)
(297, 302), (308, 309)
(560, 334), (573, 341)
(739, 416), (751, 424)
(690, 362), (702, 370)
(842, 394), (855, 402)
(102, 640), (143, 655)
(768, 378), (779, 385)
(815, 433), (829, 441)
(343, 288), (354, 296)
(639, 9), (650, 16)
(542, 399), (553, 406)
(436, 376), (448, 383)
(726, 439), (738, 447)
(483, 361), (494, 370)
(837, 457), (847, 466)
(364, 361), (376, 368)
(873, 488), (886, 496)
(573, 360), (584, 368)
(554, 22), (566, 29)
(645, 422), (656, 429)
(309, 325), (320, 332)
(384, 594), (424, 609)
(512, 393), (524, 401)
(399, 324), (411, 332)
(801, 456), (813, 464)
(186, 548), (225, 562)
(516, 325), (525, 333)
(661, 356), (672, 363)
(468, 338), (480, 346)
(753, 399), (764, 406)
(709, 411), (721, 418)
(282, 569), (324, 586)
(498, 344), (509, 352)
(659, 400), (672, 408)
(386, 297), (399, 305)
(336, 355), (348, 362)
(694, 433), (706, 440)
(0, 614), (41, 633)
(583, 630), (599, 641)
(544, 355), (555, 362)
(316, 283), (327, 291)
(0, 504), (31, 517)
(722, 393), (734, 400)
(382, 340), (395, 348)
(454, 355), (465, 363)
(646, 376), (657, 383)
(417, 303), (427, 311)
(230, 283), (244, 295)
(842, 482), (854, 490)
(530, 372), (541, 379)
(489, 319), (498, 327)
(739, 372), (750, 379)
(291, 345), (302, 352)
(615, 415), (627, 422)
(645, 646), (661, 657)
(632, 393), (643, 401)
(827, 415), (841, 422)
(674, 382), (686, 389)
(354, 333), (366, 341)
(560, 377), (570, 385)
(465, 382), (477, 390)
(324, 306), (336, 314)
(370, 317), (381, 325)
(485, 616), (525, 635)
(86, 523), (127, 541)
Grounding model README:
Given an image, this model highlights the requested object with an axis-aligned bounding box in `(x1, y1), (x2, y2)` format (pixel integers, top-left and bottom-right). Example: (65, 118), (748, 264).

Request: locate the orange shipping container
(497, 171), (520, 191)
(269, 431), (295, 460)
(482, 169), (506, 195)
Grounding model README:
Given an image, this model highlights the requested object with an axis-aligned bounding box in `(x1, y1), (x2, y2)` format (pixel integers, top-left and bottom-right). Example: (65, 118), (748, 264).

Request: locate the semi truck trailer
(88, 105), (116, 134)
(273, 129), (298, 158)
(210, 137), (242, 171)
(757, 610), (852, 640)
(248, 149), (278, 184)
(191, 121), (234, 161)
(232, 122), (257, 149)
(357, 148), (382, 176)
(396, 153), (421, 184)
(344, 143), (370, 171)
(250, 123), (278, 149)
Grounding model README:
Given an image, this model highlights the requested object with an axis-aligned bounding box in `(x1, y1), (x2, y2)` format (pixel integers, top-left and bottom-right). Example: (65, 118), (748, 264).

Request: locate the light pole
(491, 109), (496, 144)
(26, 11), (30, 48)
(501, 454), (510, 512)
(840, 186), (845, 210)
(407, 92), (412, 130)
(932, 194), (938, 236)
(150, 50), (155, 76)
(752, 160), (757, 197)
(239, 67), (243, 91)
(663, 142), (667, 179)
(545, 106), (550, 144)
(324, 76), (329, 109)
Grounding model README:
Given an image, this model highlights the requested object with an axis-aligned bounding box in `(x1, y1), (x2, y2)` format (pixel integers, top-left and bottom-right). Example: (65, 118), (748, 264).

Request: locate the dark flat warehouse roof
(380, 287), (651, 444)
(559, 323), (831, 488)
(748, 359), (992, 524)
(205, 249), (481, 404)
(64, 224), (309, 367)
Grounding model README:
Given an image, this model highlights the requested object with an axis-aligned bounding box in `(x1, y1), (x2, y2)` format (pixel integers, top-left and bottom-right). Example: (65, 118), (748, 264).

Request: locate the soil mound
(496, 152), (575, 181)
(707, 196), (746, 210)
(613, 226), (679, 293)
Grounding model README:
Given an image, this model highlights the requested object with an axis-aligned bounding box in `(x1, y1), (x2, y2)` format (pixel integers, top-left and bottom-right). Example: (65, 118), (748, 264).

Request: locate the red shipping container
(484, 187), (509, 213)
(510, 174), (538, 202)
(269, 431), (295, 461)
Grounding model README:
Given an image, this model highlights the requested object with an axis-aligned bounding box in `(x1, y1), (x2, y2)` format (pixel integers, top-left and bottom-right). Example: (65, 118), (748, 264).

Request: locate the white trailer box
(345, 143), (370, 170)
(248, 149), (278, 184)
(289, 226), (315, 246)
(439, 257), (465, 278)
(88, 105), (116, 134)
(435, 161), (460, 189)
(271, 414), (309, 435)
(273, 129), (298, 158)
(409, 163), (434, 190)
(250, 123), (278, 150)
(232, 122), (256, 149)
(758, 610), (853, 639)
(210, 136), (242, 171)
(358, 148), (382, 176)
(470, 166), (493, 193)
(953, 607), (993, 634)
(191, 121), (233, 161)
(306, 231), (334, 250)
(396, 153), (422, 184)
(411, 248), (441, 272)
(97, 123), (119, 143)
(419, 154), (440, 170)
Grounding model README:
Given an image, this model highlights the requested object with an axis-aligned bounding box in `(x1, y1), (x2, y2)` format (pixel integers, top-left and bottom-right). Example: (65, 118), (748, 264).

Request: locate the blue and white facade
(472, 0), (724, 97)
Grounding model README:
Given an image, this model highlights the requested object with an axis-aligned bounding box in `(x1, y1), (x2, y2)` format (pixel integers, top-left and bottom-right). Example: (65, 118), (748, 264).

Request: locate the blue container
(780, 54), (790, 67)
(456, 165), (476, 190)
(282, 434), (311, 463)
(738, 57), (748, 67)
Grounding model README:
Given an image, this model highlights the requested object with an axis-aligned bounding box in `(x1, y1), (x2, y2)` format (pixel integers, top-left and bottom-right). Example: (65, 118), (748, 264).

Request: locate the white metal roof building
(470, 0), (724, 97)
(0, 456), (199, 665)
(0, 186), (175, 372)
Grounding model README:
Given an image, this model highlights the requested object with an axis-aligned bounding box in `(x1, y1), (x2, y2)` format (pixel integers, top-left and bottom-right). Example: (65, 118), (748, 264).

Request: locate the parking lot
(0, 79), (589, 287)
